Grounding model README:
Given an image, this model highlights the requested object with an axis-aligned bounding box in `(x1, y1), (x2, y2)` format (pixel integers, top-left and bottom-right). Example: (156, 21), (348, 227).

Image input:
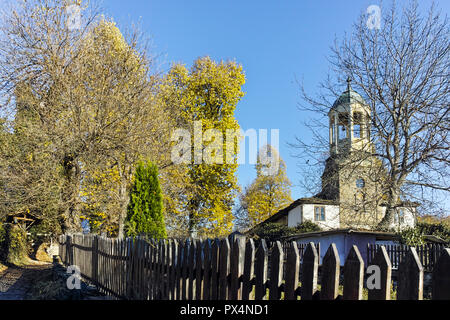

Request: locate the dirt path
(0, 263), (51, 300)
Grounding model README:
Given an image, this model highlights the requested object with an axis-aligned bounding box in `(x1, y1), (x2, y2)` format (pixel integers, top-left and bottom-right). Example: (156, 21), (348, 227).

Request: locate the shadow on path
(0, 263), (51, 300)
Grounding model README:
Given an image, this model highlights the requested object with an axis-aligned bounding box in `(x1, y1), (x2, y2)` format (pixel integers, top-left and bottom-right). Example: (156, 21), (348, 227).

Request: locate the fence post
(210, 239), (220, 300)
(218, 238), (230, 300)
(67, 235), (73, 266)
(174, 239), (183, 300)
(187, 240), (196, 300)
(397, 247), (423, 300)
(320, 243), (340, 300)
(169, 239), (177, 300)
(432, 248), (450, 300)
(254, 239), (268, 300)
(300, 242), (319, 300)
(368, 245), (392, 300)
(284, 241), (300, 300)
(343, 245), (364, 300)
(242, 239), (255, 300)
(181, 239), (189, 300)
(269, 241), (284, 300)
(202, 239), (212, 300)
(230, 237), (245, 300)
(195, 240), (203, 300)
(149, 239), (157, 300)
(92, 235), (99, 286)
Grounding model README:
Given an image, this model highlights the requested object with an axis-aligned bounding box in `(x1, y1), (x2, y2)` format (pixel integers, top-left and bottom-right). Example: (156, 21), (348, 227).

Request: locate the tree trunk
(117, 165), (130, 239)
(62, 154), (81, 234)
(378, 187), (399, 230)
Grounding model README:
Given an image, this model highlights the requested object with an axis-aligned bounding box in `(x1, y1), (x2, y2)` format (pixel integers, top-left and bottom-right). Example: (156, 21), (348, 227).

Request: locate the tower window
(314, 206), (326, 221)
(339, 125), (347, 139)
(354, 124), (361, 138)
(356, 178), (365, 188)
(338, 113), (349, 140)
(353, 112), (364, 138)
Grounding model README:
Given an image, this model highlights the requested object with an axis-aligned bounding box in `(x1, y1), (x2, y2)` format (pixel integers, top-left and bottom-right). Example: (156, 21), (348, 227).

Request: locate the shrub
(397, 227), (425, 246)
(125, 160), (167, 239)
(5, 224), (30, 265)
(417, 221), (450, 243)
(250, 221), (323, 242)
(293, 220), (322, 233)
(250, 223), (293, 242)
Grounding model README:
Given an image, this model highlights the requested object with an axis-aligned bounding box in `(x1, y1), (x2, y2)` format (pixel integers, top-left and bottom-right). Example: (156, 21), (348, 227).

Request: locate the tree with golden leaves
(237, 145), (292, 229)
(164, 57), (246, 238)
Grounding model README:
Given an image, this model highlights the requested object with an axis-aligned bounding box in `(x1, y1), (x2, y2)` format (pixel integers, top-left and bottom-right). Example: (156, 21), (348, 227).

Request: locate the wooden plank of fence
(320, 243), (340, 300)
(210, 239), (220, 300)
(181, 240), (189, 300)
(149, 239), (156, 300)
(92, 236), (98, 286)
(155, 239), (162, 300)
(175, 240), (183, 300)
(137, 238), (143, 299)
(168, 240), (177, 300)
(152, 240), (159, 299)
(255, 239), (268, 300)
(269, 241), (284, 300)
(284, 241), (299, 300)
(397, 247), (423, 300)
(188, 240), (196, 300)
(343, 245), (364, 300)
(242, 239), (255, 300)
(432, 248), (450, 300)
(368, 246), (392, 300)
(230, 238), (245, 300)
(164, 239), (170, 299)
(419, 245), (424, 271)
(126, 238), (133, 298)
(300, 242), (319, 300)
(202, 240), (211, 300)
(219, 238), (231, 300)
(160, 239), (166, 300)
(159, 239), (166, 300)
(195, 240), (203, 300)
(133, 238), (138, 299)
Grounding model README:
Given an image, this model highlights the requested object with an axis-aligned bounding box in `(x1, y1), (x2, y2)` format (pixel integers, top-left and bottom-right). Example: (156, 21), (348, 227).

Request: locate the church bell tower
(318, 79), (383, 228)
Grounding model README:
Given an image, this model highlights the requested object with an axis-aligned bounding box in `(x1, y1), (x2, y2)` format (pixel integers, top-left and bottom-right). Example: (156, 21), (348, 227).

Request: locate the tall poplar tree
(164, 57), (246, 238)
(238, 145), (293, 229)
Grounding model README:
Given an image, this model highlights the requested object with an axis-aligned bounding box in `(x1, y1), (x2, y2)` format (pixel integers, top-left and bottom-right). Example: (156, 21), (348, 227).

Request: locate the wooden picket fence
(367, 243), (447, 271)
(58, 234), (450, 300)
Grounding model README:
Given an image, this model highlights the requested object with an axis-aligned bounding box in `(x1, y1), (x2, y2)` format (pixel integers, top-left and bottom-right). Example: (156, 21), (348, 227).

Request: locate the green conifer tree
(125, 160), (167, 239)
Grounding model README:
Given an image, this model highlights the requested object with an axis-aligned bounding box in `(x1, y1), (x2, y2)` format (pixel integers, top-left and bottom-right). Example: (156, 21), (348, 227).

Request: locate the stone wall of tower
(337, 153), (386, 229)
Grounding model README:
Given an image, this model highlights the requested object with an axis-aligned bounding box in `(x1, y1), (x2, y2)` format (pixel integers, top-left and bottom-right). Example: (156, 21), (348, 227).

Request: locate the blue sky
(101, 0), (449, 202)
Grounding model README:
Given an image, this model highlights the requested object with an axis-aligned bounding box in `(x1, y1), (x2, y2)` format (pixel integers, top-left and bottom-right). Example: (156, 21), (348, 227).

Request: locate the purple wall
(296, 233), (376, 266)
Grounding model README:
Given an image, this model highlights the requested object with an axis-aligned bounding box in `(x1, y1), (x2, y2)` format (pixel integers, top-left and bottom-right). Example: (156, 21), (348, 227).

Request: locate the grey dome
(331, 87), (367, 110)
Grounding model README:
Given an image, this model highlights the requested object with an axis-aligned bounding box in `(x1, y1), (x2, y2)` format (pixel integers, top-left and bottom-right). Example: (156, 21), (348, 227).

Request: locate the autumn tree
(293, 1), (449, 229)
(0, 84), (63, 234)
(0, 1), (169, 237)
(72, 19), (165, 238)
(237, 145), (292, 230)
(166, 57), (246, 238)
(0, 0), (101, 233)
